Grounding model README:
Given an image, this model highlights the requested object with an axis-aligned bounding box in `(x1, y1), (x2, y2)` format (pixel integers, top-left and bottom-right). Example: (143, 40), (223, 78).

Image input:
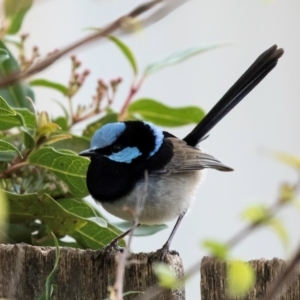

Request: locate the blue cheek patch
(143, 122), (164, 157)
(91, 123), (125, 149)
(106, 147), (141, 163)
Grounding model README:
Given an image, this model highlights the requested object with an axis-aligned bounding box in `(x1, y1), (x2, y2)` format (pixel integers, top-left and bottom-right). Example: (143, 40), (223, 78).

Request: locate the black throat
(86, 139), (173, 202)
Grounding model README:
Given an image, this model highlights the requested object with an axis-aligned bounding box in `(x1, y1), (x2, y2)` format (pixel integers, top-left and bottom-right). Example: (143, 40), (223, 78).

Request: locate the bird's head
(79, 121), (164, 164)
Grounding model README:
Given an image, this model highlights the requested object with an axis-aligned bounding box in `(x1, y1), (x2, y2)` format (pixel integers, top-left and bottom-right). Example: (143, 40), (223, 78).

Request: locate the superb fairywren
(80, 45), (283, 258)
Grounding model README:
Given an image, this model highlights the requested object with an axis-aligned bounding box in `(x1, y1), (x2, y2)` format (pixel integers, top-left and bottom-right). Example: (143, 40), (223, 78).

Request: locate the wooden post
(200, 256), (300, 300)
(0, 244), (185, 300)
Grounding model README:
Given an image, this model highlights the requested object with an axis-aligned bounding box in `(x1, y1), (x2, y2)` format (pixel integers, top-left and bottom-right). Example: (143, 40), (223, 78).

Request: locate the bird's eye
(111, 144), (122, 153)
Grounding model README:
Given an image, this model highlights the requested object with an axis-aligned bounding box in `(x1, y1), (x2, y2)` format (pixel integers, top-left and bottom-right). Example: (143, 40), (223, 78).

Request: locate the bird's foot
(156, 243), (179, 261)
(94, 239), (124, 258)
(92, 238), (124, 269)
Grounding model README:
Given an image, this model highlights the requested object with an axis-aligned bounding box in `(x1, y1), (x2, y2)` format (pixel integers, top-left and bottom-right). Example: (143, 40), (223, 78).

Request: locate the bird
(79, 45), (284, 259)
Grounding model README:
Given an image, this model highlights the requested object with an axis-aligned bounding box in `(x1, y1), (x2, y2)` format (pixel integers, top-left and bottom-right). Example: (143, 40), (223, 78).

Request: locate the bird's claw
(94, 240), (124, 260)
(92, 241), (124, 271)
(156, 243), (179, 261)
(107, 239), (124, 252)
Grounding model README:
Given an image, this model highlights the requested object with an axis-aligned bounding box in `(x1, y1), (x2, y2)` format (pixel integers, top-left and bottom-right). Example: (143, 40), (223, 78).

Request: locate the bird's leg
(158, 212), (186, 260)
(94, 224), (141, 260)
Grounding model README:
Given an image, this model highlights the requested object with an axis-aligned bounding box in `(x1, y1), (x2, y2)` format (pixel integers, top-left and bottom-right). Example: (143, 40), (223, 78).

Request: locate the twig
(227, 201), (282, 248)
(114, 170), (149, 300)
(0, 1), (162, 88)
(0, 161), (29, 179)
(119, 76), (146, 119)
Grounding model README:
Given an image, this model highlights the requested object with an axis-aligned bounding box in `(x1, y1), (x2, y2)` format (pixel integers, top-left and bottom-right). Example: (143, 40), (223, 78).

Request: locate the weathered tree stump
(200, 257), (300, 300)
(0, 244), (185, 300)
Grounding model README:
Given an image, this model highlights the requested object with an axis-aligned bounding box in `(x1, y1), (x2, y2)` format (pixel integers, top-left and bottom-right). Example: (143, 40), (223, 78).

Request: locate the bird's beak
(79, 149), (97, 157)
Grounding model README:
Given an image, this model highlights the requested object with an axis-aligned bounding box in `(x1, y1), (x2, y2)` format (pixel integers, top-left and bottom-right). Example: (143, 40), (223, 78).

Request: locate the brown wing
(153, 137), (233, 174)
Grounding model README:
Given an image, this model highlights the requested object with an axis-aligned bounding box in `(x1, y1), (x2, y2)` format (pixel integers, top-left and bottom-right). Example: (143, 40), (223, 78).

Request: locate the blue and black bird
(80, 45), (283, 257)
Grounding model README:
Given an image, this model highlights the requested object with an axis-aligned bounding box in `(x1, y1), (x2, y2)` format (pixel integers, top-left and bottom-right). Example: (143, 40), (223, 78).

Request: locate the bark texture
(201, 256), (300, 300)
(0, 243), (185, 300)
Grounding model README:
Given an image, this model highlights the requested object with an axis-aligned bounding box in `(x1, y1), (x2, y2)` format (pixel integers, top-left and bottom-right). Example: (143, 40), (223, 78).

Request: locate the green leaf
(0, 40), (35, 109)
(44, 233), (60, 300)
(6, 192), (121, 250)
(144, 43), (227, 75)
(28, 147), (89, 197)
(0, 161), (7, 172)
(15, 108), (36, 128)
(267, 219), (289, 249)
(5, 223), (33, 244)
(0, 107), (36, 130)
(5, 191), (87, 235)
(51, 134), (90, 153)
(53, 116), (68, 131)
(75, 219), (124, 249)
(43, 134), (72, 146)
(0, 95), (17, 116)
(88, 216), (107, 227)
(29, 79), (68, 96)
(202, 239), (228, 259)
(0, 139), (22, 158)
(58, 198), (124, 249)
(154, 263), (178, 289)
(21, 127), (35, 149)
(128, 98), (205, 127)
(4, 0), (33, 34)
(113, 222), (167, 236)
(83, 113), (118, 138)
(0, 114), (23, 130)
(0, 151), (15, 162)
(108, 36), (138, 74)
(241, 205), (269, 223)
(73, 218), (124, 249)
(2, 35), (22, 48)
(227, 261), (255, 297)
(0, 49), (9, 64)
(58, 198), (100, 219)
(36, 123), (60, 138)
(56, 149), (77, 155)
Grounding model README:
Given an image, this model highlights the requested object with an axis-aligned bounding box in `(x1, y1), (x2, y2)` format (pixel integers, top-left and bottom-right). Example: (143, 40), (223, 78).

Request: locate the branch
(0, 0), (162, 88)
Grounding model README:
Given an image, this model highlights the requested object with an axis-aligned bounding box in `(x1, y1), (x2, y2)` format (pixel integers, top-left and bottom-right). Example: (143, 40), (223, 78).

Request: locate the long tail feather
(183, 45), (284, 146)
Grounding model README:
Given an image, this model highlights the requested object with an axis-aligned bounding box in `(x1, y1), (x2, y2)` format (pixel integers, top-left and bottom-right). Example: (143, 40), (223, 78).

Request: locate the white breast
(101, 170), (203, 225)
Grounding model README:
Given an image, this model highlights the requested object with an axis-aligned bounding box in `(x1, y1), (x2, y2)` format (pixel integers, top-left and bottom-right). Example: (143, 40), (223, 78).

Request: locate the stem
(70, 100), (112, 128)
(0, 161), (29, 179)
(227, 201), (282, 248)
(68, 96), (75, 125)
(72, 110), (97, 125)
(70, 83), (117, 127)
(119, 76), (145, 119)
(0, 0), (162, 88)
